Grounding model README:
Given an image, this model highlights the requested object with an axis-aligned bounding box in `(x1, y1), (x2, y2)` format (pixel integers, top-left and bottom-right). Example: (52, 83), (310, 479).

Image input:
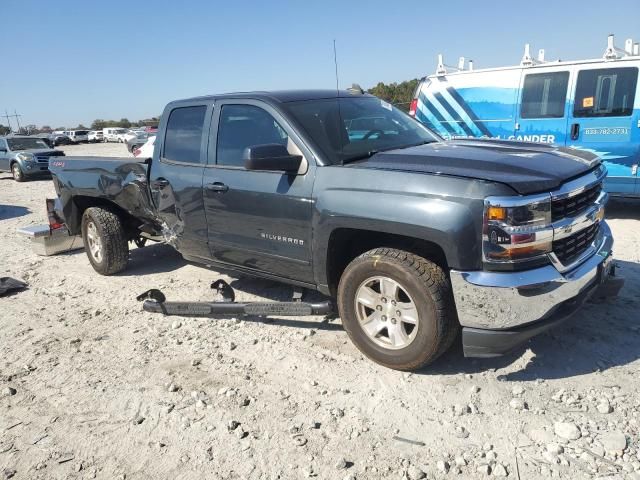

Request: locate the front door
(515, 68), (571, 146)
(148, 102), (212, 259)
(566, 65), (639, 196)
(203, 100), (315, 284)
(0, 139), (9, 171)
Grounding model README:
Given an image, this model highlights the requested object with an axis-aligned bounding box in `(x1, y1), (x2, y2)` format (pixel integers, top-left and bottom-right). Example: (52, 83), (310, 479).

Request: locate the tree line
(367, 79), (419, 111)
(0, 80), (419, 136)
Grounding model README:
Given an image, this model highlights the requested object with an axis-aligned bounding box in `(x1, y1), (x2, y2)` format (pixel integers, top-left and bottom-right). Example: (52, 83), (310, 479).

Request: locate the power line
(1, 110), (22, 132)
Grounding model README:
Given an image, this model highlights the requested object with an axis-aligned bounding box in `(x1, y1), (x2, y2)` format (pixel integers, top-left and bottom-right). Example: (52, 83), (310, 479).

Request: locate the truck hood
(346, 139), (601, 195)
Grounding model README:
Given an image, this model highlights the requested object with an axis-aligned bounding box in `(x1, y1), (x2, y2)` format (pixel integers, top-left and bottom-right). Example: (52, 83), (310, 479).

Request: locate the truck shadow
(227, 277), (343, 332)
(419, 259), (640, 380)
(0, 204), (30, 220)
(606, 198), (640, 220)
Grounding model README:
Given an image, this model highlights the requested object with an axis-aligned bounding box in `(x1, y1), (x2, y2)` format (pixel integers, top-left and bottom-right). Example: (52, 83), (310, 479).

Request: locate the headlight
(483, 195), (553, 264)
(17, 153), (34, 162)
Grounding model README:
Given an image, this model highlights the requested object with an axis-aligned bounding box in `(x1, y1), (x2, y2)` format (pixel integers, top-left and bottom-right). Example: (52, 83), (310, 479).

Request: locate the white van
(67, 130), (89, 143)
(410, 34), (640, 197)
(103, 128), (127, 143)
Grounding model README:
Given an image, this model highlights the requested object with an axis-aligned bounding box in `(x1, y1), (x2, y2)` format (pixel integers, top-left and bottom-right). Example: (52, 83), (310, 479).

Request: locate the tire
(81, 207), (129, 275)
(337, 248), (458, 371)
(11, 163), (25, 182)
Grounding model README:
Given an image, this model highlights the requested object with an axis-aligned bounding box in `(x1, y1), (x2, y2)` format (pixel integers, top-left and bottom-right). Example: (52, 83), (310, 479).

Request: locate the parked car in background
(116, 131), (131, 143)
(103, 128), (127, 142)
(125, 130), (150, 153)
(88, 131), (104, 142)
(66, 130), (89, 143)
(48, 133), (73, 146)
(132, 135), (155, 157)
(0, 135), (65, 181)
(35, 134), (54, 148)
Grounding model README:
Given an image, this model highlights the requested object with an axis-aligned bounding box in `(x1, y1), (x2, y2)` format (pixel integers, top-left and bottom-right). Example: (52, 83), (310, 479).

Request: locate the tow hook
(137, 279), (334, 317)
(593, 261), (625, 300)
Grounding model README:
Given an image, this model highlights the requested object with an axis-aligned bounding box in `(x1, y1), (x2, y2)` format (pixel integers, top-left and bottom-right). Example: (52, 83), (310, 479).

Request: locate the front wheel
(337, 248), (458, 371)
(81, 207), (129, 275)
(11, 163), (25, 182)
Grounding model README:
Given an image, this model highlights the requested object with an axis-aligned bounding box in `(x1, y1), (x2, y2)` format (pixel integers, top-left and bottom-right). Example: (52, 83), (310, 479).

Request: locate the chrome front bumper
(450, 220), (614, 330)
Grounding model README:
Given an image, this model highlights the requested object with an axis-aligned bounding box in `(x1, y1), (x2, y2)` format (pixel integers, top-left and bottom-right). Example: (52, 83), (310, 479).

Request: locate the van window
(574, 67), (638, 117)
(521, 72), (569, 118)
(163, 105), (207, 164)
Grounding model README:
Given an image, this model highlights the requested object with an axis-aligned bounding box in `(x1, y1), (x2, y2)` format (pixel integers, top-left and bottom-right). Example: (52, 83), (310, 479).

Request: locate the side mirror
(0, 148), (6, 153)
(243, 144), (302, 173)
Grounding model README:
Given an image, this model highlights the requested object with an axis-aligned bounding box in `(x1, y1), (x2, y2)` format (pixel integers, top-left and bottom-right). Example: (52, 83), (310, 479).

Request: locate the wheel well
(326, 228), (448, 296)
(72, 196), (142, 239)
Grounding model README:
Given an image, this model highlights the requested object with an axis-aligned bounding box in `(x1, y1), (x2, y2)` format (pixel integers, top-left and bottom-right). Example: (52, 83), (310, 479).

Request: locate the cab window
(573, 67), (638, 117)
(521, 72), (569, 118)
(163, 105), (207, 164)
(216, 104), (289, 168)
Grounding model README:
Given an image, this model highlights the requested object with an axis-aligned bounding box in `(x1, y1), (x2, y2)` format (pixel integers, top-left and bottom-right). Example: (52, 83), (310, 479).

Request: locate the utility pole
(2, 110), (12, 132)
(13, 110), (22, 132)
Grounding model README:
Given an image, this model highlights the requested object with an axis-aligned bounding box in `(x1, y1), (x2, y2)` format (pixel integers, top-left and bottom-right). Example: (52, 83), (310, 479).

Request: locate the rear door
(202, 99), (315, 283)
(148, 102), (212, 259)
(566, 65), (639, 196)
(515, 68), (571, 145)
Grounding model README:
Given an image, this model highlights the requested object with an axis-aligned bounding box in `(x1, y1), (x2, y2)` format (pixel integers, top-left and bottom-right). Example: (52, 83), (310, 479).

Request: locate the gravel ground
(1, 143), (640, 480)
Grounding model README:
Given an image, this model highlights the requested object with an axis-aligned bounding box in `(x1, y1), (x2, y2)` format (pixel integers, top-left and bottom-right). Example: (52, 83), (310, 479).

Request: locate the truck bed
(49, 156), (158, 235)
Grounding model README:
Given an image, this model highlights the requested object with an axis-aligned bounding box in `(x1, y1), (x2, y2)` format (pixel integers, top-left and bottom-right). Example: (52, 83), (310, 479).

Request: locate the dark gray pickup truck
(48, 89), (622, 370)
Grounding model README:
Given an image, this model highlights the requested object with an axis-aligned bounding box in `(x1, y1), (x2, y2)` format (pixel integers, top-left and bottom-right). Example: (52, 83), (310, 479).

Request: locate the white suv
(88, 131), (104, 142)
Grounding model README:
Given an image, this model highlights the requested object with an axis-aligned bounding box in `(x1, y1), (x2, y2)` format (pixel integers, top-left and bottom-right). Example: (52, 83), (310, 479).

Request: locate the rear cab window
(573, 67), (638, 117)
(162, 105), (207, 164)
(520, 71), (569, 118)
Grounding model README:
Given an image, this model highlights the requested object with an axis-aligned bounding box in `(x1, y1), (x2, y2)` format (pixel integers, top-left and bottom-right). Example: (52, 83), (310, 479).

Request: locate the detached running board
(137, 279), (334, 317)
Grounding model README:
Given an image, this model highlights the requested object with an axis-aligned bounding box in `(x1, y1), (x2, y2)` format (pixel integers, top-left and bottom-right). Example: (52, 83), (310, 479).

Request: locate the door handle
(206, 182), (229, 193)
(570, 123), (580, 140)
(151, 178), (170, 189)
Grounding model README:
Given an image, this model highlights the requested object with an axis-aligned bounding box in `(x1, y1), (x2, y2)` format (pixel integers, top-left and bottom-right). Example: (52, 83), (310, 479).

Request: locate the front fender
(311, 166), (516, 288)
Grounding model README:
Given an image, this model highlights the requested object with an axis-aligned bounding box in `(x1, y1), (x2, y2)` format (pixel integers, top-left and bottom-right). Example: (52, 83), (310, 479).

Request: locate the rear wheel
(11, 163), (24, 182)
(337, 248), (458, 371)
(81, 207), (129, 275)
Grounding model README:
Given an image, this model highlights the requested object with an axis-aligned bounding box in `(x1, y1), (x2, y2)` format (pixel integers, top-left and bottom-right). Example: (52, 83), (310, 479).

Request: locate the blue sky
(1, 0), (639, 128)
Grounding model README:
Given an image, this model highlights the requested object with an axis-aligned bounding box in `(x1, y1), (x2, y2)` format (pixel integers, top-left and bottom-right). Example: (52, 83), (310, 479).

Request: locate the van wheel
(81, 207), (129, 275)
(337, 248), (458, 371)
(11, 163), (25, 182)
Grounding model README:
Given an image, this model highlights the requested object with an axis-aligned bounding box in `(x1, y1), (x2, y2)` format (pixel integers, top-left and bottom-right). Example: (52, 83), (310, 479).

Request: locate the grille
(35, 151), (64, 163)
(551, 183), (602, 221)
(552, 222), (600, 265)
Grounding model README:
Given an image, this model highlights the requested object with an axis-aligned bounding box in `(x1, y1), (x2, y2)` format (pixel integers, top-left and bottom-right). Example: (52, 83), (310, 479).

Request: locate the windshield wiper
(341, 140), (436, 165)
(394, 140), (436, 150)
(341, 150), (379, 164)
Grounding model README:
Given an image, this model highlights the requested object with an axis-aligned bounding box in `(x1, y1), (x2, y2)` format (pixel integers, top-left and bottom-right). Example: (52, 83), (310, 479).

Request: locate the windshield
(74, 130), (89, 135)
(7, 138), (50, 150)
(283, 96), (440, 164)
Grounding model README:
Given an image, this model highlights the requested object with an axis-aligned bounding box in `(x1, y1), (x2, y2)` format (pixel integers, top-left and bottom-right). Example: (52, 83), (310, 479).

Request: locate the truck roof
(171, 89), (374, 106)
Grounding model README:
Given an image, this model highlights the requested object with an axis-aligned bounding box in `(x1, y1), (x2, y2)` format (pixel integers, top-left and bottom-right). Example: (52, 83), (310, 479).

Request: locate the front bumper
(450, 221), (623, 357)
(22, 163), (51, 177)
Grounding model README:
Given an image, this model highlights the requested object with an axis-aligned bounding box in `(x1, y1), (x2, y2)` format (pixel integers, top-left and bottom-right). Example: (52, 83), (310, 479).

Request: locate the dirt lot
(1, 143), (639, 480)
